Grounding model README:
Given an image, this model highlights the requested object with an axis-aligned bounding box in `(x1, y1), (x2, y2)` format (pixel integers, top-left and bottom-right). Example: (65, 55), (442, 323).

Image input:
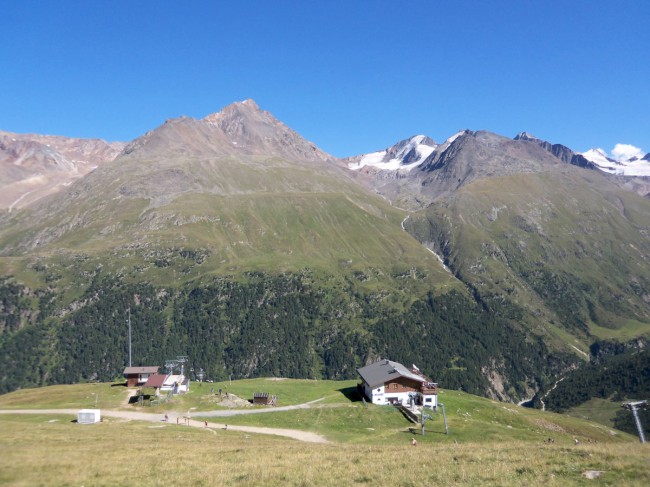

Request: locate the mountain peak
(202, 98), (267, 126)
(240, 98), (260, 109)
(118, 100), (332, 163)
(514, 131), (539, 141)
(347, 135), (438, 172)
(582, 147), (650, 176)
(201, 100), (332, 162)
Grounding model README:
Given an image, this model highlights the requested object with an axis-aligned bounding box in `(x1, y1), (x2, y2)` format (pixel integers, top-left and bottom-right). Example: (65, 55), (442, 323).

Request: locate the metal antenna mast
(127, 307), (132, 367)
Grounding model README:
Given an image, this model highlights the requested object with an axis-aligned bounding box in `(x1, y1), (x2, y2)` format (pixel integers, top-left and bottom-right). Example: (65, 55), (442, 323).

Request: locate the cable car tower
(622, 400), (648, 443)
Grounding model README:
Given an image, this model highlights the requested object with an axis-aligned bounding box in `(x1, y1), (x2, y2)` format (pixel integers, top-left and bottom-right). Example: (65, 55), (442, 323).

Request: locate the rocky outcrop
(514, 132), (597, 170)
(0, 130), (125, 209)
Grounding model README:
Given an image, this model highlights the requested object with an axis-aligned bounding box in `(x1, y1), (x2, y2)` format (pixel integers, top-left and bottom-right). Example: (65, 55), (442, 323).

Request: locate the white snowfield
(582, 148), (650, 177)
(348, 135), (437, 171)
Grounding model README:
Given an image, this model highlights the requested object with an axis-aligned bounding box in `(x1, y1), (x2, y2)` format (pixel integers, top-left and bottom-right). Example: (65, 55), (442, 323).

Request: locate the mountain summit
(120, 99), (332, 163)
(346, 135), (437, 172)
(203, 99), (333, 162)
(581, 147), (650, 177)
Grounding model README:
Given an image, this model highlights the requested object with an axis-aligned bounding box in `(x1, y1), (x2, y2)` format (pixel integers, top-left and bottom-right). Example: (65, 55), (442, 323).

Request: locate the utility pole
(127, 307), (132, 367)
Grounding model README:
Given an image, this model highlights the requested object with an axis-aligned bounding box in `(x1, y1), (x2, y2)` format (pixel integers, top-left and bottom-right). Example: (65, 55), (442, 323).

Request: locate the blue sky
(1, 1), (648, 157)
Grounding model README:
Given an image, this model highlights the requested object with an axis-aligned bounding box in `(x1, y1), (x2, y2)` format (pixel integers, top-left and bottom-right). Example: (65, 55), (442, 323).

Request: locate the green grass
(0, 380), (647, 486)
(206, 388), (635, 445)
(564, 397), (622, 427)
(590, 319), (650, 341)
(0, 382), (129, 410)
(407, 168), (650, 349)
(186, 378), (357, 406)
(0, 401), (648, 486)
(0, 380), (636, 446)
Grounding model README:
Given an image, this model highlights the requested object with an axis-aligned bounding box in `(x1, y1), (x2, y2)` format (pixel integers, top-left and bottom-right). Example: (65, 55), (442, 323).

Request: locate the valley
(0, 100), (648, 411)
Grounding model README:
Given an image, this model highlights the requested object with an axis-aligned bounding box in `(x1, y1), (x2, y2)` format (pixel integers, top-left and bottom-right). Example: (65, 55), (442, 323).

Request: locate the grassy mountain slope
(0, 380), (646, 486)
(405, 165), (650, 355)
(1, 105), (647, 405)
(5, 108), (529, 397)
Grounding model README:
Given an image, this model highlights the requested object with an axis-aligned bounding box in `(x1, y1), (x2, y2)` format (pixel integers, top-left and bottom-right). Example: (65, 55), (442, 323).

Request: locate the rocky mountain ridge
(121, 99), (333, 164)
(0, 130), (125, 210)
(0, 100), (648, 401)
(3, 100), (648, 209)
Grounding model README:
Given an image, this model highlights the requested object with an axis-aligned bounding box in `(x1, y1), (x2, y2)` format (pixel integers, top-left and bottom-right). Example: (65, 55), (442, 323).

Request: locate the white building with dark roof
(357, 359), (438, 408)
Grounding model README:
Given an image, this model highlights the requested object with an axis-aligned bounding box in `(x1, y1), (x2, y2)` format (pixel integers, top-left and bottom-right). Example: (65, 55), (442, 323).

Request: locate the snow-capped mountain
(347, 135), (437, 171)
(581, 148), (650, 177)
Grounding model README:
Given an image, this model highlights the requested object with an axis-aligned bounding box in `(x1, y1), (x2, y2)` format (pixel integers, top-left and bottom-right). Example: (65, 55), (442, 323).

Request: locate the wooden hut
(123, 366), (160, 387)
(253, 392), (277, 406)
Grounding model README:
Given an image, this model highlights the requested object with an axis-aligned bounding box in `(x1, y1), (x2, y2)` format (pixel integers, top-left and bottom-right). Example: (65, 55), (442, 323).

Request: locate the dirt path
(0, 400), (329, 444)
(193, 397), (324, 417)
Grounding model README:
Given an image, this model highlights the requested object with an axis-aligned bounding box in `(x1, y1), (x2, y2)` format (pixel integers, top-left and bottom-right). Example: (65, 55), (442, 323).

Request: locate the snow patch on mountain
(444, 130), (466, 146)
(348, 135), (437, 171)
(582, 146), (650, 176)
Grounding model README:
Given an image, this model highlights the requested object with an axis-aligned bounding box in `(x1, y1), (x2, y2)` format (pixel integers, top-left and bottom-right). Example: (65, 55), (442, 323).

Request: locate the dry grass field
(0, 381), (648, 486)
(0, 414), (648, 486)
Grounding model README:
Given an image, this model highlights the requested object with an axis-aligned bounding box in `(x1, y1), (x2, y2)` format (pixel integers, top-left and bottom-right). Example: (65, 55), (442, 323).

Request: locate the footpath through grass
(0, 379), (647, 486)
(0, 413), (648, 487)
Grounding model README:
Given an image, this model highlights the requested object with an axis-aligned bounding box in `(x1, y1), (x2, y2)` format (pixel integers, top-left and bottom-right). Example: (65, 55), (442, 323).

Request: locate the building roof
(123, 366), (160, 375)
(357, 360), (427, 389)
(144, 374), (167, 388)
(163, 374), (184, 386)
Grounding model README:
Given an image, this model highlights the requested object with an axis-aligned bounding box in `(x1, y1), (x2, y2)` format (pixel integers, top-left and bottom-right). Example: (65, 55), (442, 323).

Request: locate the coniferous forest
(542, 348), (650, 436)
(0, 271), (571, 399)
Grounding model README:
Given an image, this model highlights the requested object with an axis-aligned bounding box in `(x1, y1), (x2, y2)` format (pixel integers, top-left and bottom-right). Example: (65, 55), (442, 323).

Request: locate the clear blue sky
(1, 1), (648, 157)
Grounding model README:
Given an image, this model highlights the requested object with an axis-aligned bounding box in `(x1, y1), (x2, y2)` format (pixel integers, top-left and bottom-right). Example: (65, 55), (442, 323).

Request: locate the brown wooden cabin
(123, 366), (160, 387)
(253, 392), (277, 405)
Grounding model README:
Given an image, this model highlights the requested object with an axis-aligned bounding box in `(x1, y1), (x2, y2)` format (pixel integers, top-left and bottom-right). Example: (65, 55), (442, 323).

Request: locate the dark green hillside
(544, 349), (650, 413)
(0, 267), (573, 398)
(405, 167), (650, 353)
(541, 348), (650, 437)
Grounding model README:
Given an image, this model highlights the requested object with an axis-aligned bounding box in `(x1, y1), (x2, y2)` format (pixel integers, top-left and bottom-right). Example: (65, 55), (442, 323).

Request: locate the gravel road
(0, 399), (329, 444)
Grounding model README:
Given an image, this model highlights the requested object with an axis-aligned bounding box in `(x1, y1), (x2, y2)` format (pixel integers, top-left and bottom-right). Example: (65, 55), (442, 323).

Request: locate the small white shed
(77, 409), (101, 424)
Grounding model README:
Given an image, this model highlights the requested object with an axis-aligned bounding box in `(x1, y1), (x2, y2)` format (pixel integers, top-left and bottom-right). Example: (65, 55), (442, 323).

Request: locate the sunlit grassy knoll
(0, 380), (637, 448)
(210, 389), (636, 446)
(590, 319), (650, 341)
(0, 382), (129, 410)
(173, 378), (358, 409)
(0, 414), (648, 487)
(564, 397), (621, 428)
(0, 379), (357, 412)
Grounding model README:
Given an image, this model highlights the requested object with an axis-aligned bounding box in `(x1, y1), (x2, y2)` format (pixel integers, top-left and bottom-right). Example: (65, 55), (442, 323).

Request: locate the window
(392, 383), (398, 389)
(425, 398), (432, 403)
